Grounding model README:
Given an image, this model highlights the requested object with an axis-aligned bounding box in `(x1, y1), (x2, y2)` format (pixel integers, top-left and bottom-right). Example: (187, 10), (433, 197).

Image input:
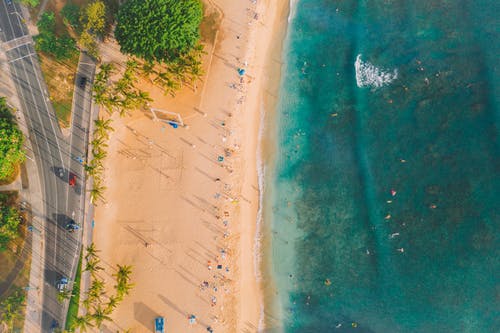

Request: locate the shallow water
(266, 1), (499, 332)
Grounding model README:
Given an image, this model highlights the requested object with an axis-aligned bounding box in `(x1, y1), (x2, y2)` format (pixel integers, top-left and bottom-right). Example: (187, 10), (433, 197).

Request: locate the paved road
(0, 1), (94, 331)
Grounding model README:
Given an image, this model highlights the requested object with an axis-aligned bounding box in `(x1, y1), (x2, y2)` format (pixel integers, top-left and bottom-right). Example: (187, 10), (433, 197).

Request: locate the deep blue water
(267, 1), (499, 332)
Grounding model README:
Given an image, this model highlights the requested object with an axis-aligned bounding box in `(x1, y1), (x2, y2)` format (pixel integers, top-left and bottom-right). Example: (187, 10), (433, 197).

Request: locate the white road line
(8, 51), (35, 62)
(1, 33), (27, 43)
(4, 40), (32, 51)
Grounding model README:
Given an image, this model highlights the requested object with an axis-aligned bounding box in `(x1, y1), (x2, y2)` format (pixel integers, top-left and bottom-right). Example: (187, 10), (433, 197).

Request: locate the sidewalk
(0, 9), (45, 333)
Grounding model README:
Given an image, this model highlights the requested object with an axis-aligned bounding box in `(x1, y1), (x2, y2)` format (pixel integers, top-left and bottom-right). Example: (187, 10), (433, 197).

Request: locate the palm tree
(89, 183), (106, 204)
(94, 117), (114, 138)
(99, 63), (114, 78)
(141, 61), (157, 82)
(91, 136), (108, 150)
(84, 162), (102, 177)
(85, 257), (104, 276)
(56, 289), (73, 303)
(116, 281), (134, 298)
(91, 305), (112, 328)
(114, 265), (133, 284)
(92, 148), (108, 161)
(85, 243), (99, 261)
(70, 315), (94, 332)
(104, 295), (120, 315)
(88, 279), (105, 301)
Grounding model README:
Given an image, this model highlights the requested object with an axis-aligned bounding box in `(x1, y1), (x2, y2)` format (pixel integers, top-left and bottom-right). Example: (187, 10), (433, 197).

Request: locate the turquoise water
(267, 1), (499, 332)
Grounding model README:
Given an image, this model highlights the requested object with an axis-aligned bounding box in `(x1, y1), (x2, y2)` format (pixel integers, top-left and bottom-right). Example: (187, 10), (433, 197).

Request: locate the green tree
(81, 0), (106, 35)
(90, 305), (112, 328)
(70, 315), (94, 332)
(94, 117), (114, 138)
(0, 98), (25, 182)
(85, 242), (100, 261)
(85, 257), (104, 276)
(89, 181), (106, 204)
(56, 289), (73, 303)
(17, 0), (39, 7)
(104, 295), (120, 314)
(87, 279), (105, 301)
(37, 12), (56, 32)
(0, 288), (25, 330)
(0, 206), (21, 251)
(35, 11), (77, 60)
(61, 3), (81, 28)
(115, 0), (203, 63)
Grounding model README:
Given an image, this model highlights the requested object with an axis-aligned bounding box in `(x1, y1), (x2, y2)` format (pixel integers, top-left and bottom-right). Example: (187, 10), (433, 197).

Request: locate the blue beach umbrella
(237, 68), (246, 76)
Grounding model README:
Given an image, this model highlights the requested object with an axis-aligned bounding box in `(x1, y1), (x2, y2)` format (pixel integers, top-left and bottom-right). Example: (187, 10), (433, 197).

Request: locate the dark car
(78, 76), (87, 88)
(65, 219), (79, 232)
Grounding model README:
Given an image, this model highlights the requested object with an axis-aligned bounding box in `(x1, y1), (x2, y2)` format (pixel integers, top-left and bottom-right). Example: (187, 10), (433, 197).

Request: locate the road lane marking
(8, 51), (35, 63)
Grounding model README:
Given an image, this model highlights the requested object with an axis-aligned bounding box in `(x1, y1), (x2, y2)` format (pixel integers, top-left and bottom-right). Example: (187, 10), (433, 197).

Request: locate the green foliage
(81, 0), (106, 35)
(79, 244), (133, 329)
(37, 12), (55, 32)
(35, 11), (78, 60)
(0, 98), (25, 182)
(78, 0), (107, 58)
(0, 206), (21, 251)
(115, 0), (203, 63)
(17, 0), (39, 7)
(0, 287), (26, 330)
(65, 251), (83, 331)
(61, 3), (81, 28)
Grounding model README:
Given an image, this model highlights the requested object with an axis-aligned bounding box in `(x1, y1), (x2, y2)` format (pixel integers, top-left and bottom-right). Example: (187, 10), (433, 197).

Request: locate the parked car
(56, 277), (68, 292)
(69, 173), (76, 187)
(78, 76), (87, 88)
(65, 219), (79, 232)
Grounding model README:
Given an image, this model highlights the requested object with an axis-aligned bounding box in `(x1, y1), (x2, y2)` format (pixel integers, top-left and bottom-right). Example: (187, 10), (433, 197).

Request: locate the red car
(69, 173), (76, 187)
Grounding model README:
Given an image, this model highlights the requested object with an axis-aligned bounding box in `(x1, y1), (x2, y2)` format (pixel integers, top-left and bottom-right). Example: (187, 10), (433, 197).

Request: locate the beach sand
(91, 0), (288, 332)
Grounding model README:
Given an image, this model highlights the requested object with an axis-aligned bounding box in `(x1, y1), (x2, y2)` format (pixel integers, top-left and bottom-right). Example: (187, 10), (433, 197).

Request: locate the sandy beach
(91, 0), (289, 332)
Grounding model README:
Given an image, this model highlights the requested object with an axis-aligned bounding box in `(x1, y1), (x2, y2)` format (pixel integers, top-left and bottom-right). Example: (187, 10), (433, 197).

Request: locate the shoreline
(253, 0), (291, 331)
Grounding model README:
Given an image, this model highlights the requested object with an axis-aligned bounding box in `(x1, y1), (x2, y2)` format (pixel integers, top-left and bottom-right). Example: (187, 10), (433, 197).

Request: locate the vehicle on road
(50, 319), (59, 333)
(69, 173), (76, 187)
(56, 277), (68, 292)
(78, 76), (87, 88)
(155, 317), (165, 333)
(65, 219), (79, 232)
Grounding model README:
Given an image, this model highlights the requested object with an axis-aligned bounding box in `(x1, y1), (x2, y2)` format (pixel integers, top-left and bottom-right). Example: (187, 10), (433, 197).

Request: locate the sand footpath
(92, 0), (287, 332)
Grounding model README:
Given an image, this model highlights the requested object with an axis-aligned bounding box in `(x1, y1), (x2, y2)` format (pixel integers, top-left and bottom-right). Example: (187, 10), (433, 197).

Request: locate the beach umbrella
(237, 68), (246, 76)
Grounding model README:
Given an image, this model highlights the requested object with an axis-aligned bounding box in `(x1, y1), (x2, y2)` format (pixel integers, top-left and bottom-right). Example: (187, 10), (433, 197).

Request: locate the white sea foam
(355, 54), (398, 88)
(288, 0), (299, 23)
(255, 101), (266, 332)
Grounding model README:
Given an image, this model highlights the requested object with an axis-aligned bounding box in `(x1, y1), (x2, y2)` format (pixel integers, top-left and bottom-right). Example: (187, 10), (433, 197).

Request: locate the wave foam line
(355, 54), (398, 88)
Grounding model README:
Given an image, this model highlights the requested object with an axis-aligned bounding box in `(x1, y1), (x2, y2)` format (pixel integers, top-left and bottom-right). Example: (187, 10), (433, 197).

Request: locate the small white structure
(150, 108), (184, 127)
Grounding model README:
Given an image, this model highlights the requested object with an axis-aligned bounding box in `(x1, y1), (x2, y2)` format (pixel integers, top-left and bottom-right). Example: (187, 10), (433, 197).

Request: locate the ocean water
(265, 1), (499, 332)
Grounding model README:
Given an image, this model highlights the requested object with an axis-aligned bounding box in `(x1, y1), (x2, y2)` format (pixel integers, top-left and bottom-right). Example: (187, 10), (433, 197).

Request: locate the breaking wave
(355, 54), (398, 88)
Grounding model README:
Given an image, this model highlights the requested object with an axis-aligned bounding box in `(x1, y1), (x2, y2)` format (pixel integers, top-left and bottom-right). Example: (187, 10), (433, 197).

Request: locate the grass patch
(64, 248), (83, 331)
(35, 0), (83, 128)
(37, 51), (79, 128)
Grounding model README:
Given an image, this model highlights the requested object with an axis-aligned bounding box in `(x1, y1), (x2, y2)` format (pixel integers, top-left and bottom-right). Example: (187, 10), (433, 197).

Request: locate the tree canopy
(34, 12), (77, 60)
(0, 193), (21, 251)
(114, 0), (203, 63)
(0, 98), (25, 182)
